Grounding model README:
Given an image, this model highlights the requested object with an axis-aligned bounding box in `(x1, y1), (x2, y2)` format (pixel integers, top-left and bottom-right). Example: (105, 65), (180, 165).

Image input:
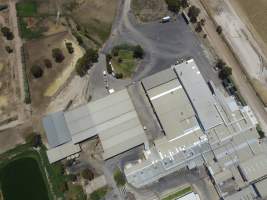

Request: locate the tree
(31, 65), (43, 78)
(43, 59), (52, 68)
(165, 0), (181, 13)
(5, 46), (13, 53)
(133, 45), (144, 59)
(52, 48), (65, 63)
(219, 66), (232, 79)
(87, 48), (99, 63)
(115, 73), (123, 79)
(216, 25), (222, 34)
(113, 169), (126, 187)
(65, 42), (74, 54)
(188, 5), (200, 23)
(200, 18), (206, 26)
(195, 22), (203, 33)
(256, 125), (265, 139)
(1, 26), (14, 40)
(216, 59), (226, 70)
(81, 169), (94, 180)
(75, 48), (99, 77)
(181, 0), (189, 8)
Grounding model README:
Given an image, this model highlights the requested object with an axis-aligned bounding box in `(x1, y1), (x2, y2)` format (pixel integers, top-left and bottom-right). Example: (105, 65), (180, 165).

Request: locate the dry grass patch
(235, 0), (267, 45)
(63, 0), (118, 46)
(252, 79), (267, 106)
(25, 32), (81, 110)
(131, 0), (168, 22)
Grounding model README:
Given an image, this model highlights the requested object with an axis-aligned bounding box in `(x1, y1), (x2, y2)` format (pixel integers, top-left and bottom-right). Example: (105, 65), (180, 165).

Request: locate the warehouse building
(124, 59), (267, 198)
(43, 89), (148, 163)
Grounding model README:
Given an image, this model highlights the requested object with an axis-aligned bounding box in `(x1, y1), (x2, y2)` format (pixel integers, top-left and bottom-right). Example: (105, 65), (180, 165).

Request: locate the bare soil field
(231, 0), (267, 57)
(131, 0), (168, 22)
(24, 32), (83, 111)
(63, 0), (118, 47)
(0, 1), (20, 123)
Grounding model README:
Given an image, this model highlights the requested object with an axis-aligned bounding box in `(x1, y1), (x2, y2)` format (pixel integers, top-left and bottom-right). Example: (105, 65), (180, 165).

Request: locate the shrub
(133, 45), (144, 59)
(195, 22), (202, 33)
(65, 42), (74, 54)
(219, 66), (232, 79)
(115, 73), (123, 79)
(75, 48), (98, 77)
(256, 124), (265, 139)
(43, 59), (52, 68)
(188, 6), (200, 23)
(216, 59), (226, 70)
(75, 34), (83, 45)
(181, 0), (189, 8)
(106, 54), (113, 74)
(31, 65), (43, 78)
(90, 187), (108, 200)
(52, 48), (65, 63)
(81, 169), (94, 180)
(216, 25), (222, 34)
(5, 46), (13, 53)
(1, 26), (14, 40)
(113, 169), (126, 187)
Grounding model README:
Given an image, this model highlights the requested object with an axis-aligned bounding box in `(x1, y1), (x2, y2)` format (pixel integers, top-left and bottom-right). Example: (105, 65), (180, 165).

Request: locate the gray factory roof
(46, 142), (81, 163)
(255, 178), (267, 198)
(174, 59), (222, 130)
(42, 111), (71, 148)
(239, 154), (267, 182)
(64, 89), (145, 145)
(141, 68), (177, 91)
(224, 186), (257, 200)
(43, 89), (148, 161)
(147, 79), (196, 139)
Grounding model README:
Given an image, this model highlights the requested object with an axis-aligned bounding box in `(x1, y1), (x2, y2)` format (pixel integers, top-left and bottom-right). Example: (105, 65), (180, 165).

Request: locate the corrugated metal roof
(43, 89), (148, 160)
(174, 59), (223, 130)
(141, 68), (177, 91)
(239, 154), (267, 182)
(46, 142), (81, 163)
(42, 111), (71, 148)
(64, 89), (141, 144)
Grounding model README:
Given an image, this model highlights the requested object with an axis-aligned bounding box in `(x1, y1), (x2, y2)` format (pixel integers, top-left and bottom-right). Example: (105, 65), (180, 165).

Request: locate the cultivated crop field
(235, 0), (267, 45)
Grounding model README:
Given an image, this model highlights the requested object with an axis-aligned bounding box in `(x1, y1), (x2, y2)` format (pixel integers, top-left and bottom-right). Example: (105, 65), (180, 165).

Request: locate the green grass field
(111, 49), (136, 77)
(162, 186), (192, 200)
(18, 17), (43, 39)
(0, 157), (49, 200)
(16, 1), (37, 17)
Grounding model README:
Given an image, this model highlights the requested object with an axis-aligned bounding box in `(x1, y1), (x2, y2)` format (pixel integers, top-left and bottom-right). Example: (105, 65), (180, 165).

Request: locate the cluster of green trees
(1, 26), (14, 40)
(31, 48), (65, 79)
(75, 48), (98, 77)
(112, 44), (144, 59)
(165, 0), (189, 13)
(188, 5), (201, 23)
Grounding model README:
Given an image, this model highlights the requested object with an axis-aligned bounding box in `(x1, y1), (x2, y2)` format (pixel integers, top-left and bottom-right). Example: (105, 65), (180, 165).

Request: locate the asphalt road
(102, 0), (221, 86)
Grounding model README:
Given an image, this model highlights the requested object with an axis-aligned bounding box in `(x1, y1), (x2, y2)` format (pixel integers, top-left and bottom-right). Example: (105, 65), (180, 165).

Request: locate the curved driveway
(103, 0), (220, 85)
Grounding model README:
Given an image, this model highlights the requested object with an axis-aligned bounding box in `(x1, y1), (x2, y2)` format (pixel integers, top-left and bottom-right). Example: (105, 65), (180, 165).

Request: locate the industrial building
(43, 58), (267, 200)
(43, 89), (148, 163)
(123, 59), (267, 200)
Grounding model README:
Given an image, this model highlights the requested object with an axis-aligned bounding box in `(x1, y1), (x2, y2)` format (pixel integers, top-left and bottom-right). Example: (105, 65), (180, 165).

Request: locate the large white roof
(174, 59), (222, 130)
